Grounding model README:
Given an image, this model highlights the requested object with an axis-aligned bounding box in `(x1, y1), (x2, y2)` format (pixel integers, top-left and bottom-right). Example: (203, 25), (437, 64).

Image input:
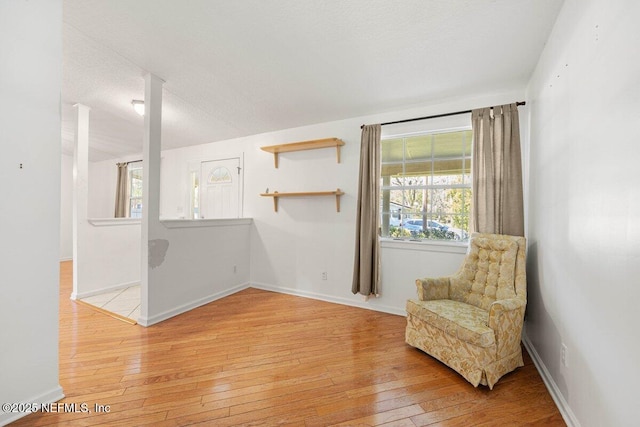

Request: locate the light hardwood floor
(13, 261), (564, 426)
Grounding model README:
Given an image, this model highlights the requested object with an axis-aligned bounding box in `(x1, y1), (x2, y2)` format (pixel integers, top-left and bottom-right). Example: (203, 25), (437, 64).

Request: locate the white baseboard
(138, 282), (251, 326)
(0, 385), (64, 427)
(70, 280), (140, 300)
(522, 328), (580, 427)
(59, 257), (72, 262)
(250, 282), (406, 316)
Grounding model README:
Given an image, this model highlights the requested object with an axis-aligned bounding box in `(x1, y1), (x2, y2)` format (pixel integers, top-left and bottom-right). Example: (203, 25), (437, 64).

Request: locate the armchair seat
(406, 299), (495, 348)
(405, 232), (527, 389)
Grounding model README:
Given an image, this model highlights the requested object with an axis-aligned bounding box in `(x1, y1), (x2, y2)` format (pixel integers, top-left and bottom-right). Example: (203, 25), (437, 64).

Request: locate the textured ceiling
(62, 0), (564, 161)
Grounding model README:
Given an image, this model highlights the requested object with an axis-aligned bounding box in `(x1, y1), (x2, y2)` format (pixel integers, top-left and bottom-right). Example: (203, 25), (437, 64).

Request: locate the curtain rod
(126, 159), (142, 164)
(360, 101), (526, 129)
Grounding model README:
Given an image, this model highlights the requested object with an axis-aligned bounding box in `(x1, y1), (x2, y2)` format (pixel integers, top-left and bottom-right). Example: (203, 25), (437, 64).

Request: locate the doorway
(200, 157), (241, 219)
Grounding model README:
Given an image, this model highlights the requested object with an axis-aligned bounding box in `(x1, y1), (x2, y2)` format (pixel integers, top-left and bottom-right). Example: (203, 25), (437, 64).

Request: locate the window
(128, 161), (143, 218)
(189, 170), (200, 219)
(380, 129), (471, 241)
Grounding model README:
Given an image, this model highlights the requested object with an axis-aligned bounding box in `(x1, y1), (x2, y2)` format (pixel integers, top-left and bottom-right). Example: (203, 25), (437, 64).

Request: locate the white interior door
(200, 158), (240, 219)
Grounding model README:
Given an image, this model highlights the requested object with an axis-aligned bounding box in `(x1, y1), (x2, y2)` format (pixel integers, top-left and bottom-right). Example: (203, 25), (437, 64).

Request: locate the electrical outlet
(561, 343), (568, 367)
(321, 272), (327, 280)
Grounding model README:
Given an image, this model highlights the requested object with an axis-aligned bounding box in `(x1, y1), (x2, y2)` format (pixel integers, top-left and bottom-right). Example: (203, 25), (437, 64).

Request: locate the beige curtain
(471, 103), (524, 236)
(114, 162), (128, 218)
(352, 124), (382, 296)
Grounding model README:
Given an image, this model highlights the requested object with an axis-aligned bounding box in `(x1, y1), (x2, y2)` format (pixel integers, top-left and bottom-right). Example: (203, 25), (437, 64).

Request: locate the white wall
(525, 0), (640, 425)
(73, 220), (142, 299)
(68, 155), (144, 298)
(0, 1), (64, 425)
(158, 91), (526, 315)
(69, 115), (142, 298)
(142, 220), (252, 325)
(60, 154), (73, 260)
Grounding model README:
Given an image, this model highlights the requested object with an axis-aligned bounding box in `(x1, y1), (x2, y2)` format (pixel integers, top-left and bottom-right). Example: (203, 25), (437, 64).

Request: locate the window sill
(88, 218), (141, 226)
(160, 218), (253, 228)
(379, 237), (468, 254)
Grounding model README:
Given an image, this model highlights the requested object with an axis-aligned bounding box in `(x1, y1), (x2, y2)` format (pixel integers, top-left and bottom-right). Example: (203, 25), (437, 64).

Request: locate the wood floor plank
(379, 419), (418, 427)
(10, 261), (565, 426)
(330, 404), (425, 427)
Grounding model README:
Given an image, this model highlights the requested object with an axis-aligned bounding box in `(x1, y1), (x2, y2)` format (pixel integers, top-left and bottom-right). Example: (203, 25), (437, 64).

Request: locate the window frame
(379, 125), (472, 247)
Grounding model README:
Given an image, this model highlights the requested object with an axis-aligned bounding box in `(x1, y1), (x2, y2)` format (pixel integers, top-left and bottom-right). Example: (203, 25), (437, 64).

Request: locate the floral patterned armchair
(405, 232), (527, 389)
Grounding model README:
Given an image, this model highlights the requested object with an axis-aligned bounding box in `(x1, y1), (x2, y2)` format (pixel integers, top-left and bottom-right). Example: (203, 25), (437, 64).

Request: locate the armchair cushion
(450, 235), (520, 311)
(407, 299), (495, 348)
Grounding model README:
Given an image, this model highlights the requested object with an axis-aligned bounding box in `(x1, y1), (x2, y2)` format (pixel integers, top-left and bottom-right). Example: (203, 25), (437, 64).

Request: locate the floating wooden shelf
(260, 189), (345, 212)
(260, 138), (345, 168)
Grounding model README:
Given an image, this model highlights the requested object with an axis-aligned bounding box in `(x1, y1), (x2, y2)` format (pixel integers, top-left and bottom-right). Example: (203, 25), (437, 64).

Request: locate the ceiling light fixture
(131, 100), (145, 116)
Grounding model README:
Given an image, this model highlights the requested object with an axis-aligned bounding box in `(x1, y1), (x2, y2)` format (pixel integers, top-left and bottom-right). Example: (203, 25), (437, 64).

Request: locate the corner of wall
(522, 327), (580, 427)
(0, 386), (65, 427)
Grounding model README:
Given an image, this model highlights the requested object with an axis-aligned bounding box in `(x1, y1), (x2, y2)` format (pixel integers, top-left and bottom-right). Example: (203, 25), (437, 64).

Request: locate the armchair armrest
(415, 277), (450, 301)
(488, 298), (526, 331)
(488, 298), (526, 358)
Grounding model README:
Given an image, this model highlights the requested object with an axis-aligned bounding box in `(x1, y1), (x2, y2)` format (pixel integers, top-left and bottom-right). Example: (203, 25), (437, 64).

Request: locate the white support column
(140, 73), (164, 323)
(72, 104), (90, 299)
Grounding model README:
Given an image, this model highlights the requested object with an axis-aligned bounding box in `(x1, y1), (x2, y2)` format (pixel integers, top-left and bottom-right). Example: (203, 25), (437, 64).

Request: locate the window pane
(379, 128), (471, 241)
(388, 189), (405, 209)
(402, 189), (426, 212)
(381, 174), (407, 188)
(405, 135), (432, 161)
(381, 138), (404, 163)
(130, 197), (142, 218)
(381, 162), (404, 178)
(127, 164), (143, 218)
(402, 175), (427, 188)
(402, 161), (431, 181)
(430, 188), (451, 216)
(130, 168), (143, 197)
(433, 131), (470, 158)
(431, 158), (469, 176)
(389, 226), (412, 238)
(448, 215), (470, 241)
(448, 188), (471, 227)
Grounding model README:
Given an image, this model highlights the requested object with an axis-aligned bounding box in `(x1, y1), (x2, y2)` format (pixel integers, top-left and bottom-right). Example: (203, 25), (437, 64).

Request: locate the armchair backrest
(450, 233), (526, 311)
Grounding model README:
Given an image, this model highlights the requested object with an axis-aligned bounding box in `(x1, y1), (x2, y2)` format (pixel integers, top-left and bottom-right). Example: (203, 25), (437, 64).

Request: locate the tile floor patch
(80, 285), (140, 320)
